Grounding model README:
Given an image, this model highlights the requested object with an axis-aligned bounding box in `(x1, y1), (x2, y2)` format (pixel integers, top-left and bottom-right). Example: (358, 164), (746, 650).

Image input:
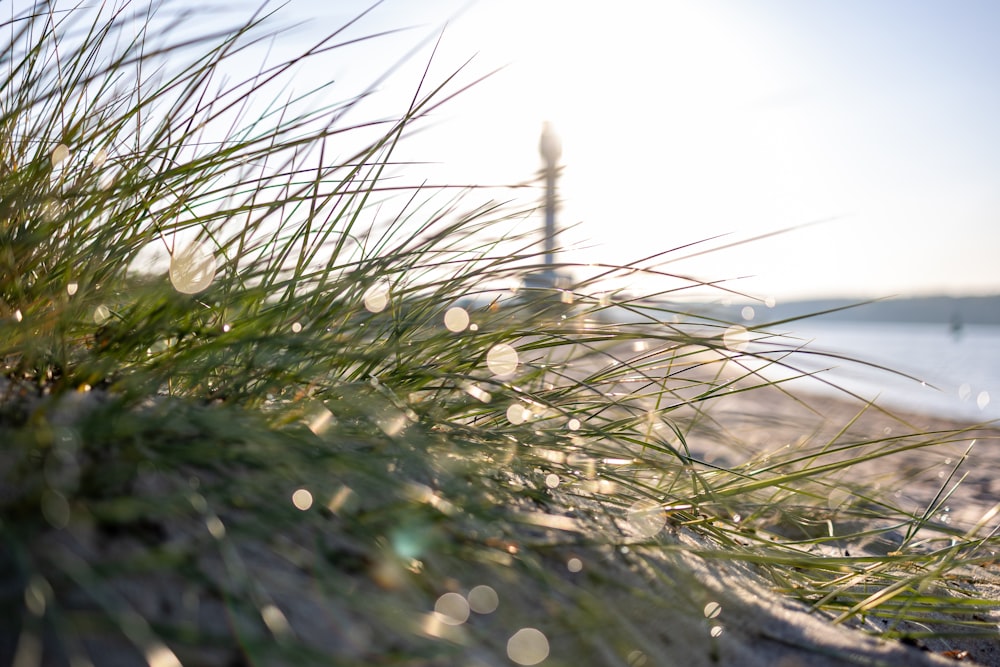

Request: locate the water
(750, 321), (1000, 423)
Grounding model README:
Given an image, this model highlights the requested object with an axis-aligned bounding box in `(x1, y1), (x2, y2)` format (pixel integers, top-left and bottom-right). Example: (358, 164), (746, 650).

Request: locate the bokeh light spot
(507, 628), (549, 665)
(464, 382), (492, 403)
(363, 281), (390, 313)
(567, 417), (581, 431)
(292, 488), (313, 511)
(507, 403), (530, 425)
(261, 604), (291, 636)
(434, 592), (470, 625)
(169, 244), (216, 294)
(741, 306), (755, 321)
(468, 585), (499, 614)
(827, 487), (851, 511)
(24, 577), (50, 617)
(41, 490), (70, 528)
(67, 282), (78, 296)
(444, 306), (470, 332)
(723, 325), (750, 353)
(93, 304), (110, 325)
(626, 499), (666, 539)
(977, 391), (991, 410)
(710, 625), (724, 638)
(51, 143), (70, 167)
(703, 601), (722, 619)
(627, 650), (648, 667)
(487, 343), (519, 377)
(206, 516), (225, 539)
(146, 644), (182, 667)
(567, 557), (583, 573)
(545, 473), (560, 489)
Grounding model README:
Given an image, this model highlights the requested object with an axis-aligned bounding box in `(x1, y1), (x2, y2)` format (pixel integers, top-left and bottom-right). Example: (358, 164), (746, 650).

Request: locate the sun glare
(416, 1), (799, 294)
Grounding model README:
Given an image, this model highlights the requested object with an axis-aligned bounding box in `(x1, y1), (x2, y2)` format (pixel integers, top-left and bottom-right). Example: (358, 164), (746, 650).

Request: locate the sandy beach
(669, 378), (1000, 665)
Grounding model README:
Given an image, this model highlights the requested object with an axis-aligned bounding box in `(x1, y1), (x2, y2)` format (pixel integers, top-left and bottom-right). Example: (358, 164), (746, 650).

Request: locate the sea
(746, 321), (1000, 423)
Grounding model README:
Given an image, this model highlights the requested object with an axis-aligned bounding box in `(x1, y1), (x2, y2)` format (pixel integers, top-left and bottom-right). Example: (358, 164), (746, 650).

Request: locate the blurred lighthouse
(526, 121), (570, 290)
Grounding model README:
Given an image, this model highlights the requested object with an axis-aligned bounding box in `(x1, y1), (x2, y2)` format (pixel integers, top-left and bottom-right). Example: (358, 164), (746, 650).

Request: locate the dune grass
(2, 2), (998, 665)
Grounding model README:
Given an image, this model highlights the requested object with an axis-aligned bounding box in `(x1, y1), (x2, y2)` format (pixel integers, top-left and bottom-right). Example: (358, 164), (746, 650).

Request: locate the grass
(2, 2), (999, 666)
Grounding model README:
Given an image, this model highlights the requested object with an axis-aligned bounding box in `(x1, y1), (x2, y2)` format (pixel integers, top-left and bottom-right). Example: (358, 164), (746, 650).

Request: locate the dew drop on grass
(468, 585), (499, 614)
(469, 323), (479, 332)
(292, 488), (313, 511)
(434, 592), (470, 625)
(626, 499), (667, 539)
(567, 557), (583, 573)
(487, 343), (519, 377)
(723, 325), (750, 353)
(507, 628), (549, 666)
(703, 602), (722, 619)
(978, 391), (991, 411)
(67, 282), (78, 296)
(51, 143), (70, 167)
(444, 306), (470, 332)
(567, 417), (581, 431)
(291, 321), (302, 333)
(169, 244), (215, 294)
(93, 304), (110, 325)
(13, 309), (22, 323)
(363, 281), (390, 313)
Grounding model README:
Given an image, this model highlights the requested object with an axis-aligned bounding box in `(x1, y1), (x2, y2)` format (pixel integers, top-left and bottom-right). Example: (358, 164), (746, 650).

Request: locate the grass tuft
(2, 2), (998, 666)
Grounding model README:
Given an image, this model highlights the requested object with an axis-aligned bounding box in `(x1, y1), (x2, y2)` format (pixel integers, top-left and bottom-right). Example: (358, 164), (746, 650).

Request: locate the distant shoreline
(703, 294), (1000, 326)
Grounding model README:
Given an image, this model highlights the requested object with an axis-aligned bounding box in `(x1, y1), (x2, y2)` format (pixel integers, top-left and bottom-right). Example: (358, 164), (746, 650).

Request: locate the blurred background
(247, 0), (1000, 420)
(14, 0), (998, 417)
(254, 0), (1000, 303)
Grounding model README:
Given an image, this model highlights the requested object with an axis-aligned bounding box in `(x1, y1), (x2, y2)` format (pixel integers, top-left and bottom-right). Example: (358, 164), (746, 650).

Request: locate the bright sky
(39, 0), (1000, 302)
(296, 0), (1000, 302)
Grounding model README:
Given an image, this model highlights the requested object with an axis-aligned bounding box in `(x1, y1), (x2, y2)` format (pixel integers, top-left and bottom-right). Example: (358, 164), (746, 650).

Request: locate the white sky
(298, 0), (1000, 302)
(29, 0), (1000, 302)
